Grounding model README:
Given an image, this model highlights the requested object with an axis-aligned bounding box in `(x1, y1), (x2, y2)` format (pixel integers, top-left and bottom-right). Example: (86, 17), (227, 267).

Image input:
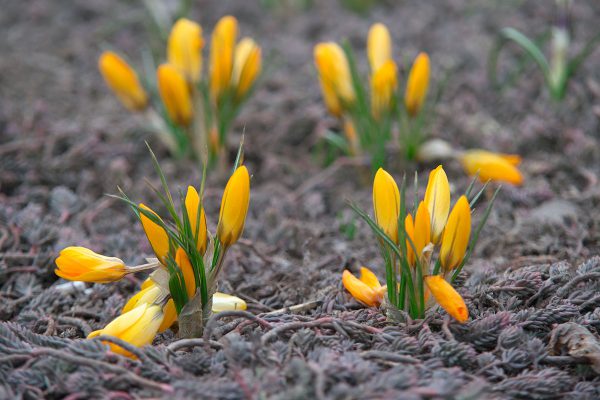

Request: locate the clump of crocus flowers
(99, 16), (261, 164)
(345, 166), (498, 322)
(314, 22), (431, 168)
(55, 148), (250, 355)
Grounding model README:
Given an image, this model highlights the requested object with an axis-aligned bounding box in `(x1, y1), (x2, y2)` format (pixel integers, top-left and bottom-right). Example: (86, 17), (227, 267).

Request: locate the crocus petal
(460, 149), (523, 185)
(314, 42), (355, 108)
(210, 15), (238, 103)
(185, 186), (208, 255)
(425, 275), (468, 323)
(373, 168), (400, 244)
(212, 292), (247, 312)
(217, 166), (251, 247)
(404, 52), (430, 117)
(423, 165), (450, 244)
(98, 51), (148, 112)
(168, 18), (204, 83)
(55, 247), (126, 283)
(439, 196), (471, 272)
(414, 201), (431, 262)
(159, 299), (177, 333)
(157, 63), (193, 126)
(232, 37), (261, 100)
(175, 248), (196, 299)
(371, 60), (398, 119)
(358, 266), (381, 289)
(122, 284), (162, 314)
(139, 204), (170, 263)
(342, 270), (383, 307)
(405, 213), (415, 266)
(367, 23), (392, 72)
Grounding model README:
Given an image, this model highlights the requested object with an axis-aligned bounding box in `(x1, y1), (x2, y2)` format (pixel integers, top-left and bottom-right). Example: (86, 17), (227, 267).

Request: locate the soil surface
(2, 0), (600, 398)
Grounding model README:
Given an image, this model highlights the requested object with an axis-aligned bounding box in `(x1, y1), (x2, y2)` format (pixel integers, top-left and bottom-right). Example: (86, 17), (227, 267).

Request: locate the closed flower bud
(157, 63), (194, 126)
(217, 166), (250, 247)
(404, 52), (430, 117)
(55, 247), (126, 283)
(88, 303), (164, 356)
(175, 248), (196, 299)
(460, 149), (523, 185)
(423, 165), (450, 244)
(232, 37), (262, 100)
(439, 196), (471, 272)
(371, 60), (398, 119)
(314, 42), (356, 113)
(168, 18), (204, 83)
(185, 186), (208, 255)
(367, 23), (392, 72)
(212, 292), (247, 312)
(425, 275), (468, 323)
(98, 51), (148, 112)
(139, 204), (170, 263)
(210, 15), (238, 103)
(373, 168), (400, 244)
(342, 267), (384, 307)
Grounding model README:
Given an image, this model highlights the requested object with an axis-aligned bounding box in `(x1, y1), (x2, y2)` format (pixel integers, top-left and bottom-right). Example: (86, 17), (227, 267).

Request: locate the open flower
(55, 247), (127, 283)
(157, 63), (194, 126)
(98, 51), (148, 112)
(373, 168), (400, 244)
(342, 267), (385, 307)
(88, 303), (164, 356)
(404, 52), (430, 117)
(460, 149), (523, 185)
(210, 15), (238, 103)
(425, 275), (468, 323)
(168, 18), (204, 83)
(423, 165), (450, 244)
(439, 196), (471, 273)
(232, 37), (262, 101)
(217, 165), (251, 247)
(314, 42), (356, 113)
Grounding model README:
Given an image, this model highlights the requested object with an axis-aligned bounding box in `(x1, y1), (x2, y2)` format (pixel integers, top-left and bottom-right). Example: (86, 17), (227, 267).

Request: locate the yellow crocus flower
(460, 149), (523, 186)
(217, 165), (251, 247)
(424, 275), (468, 323)
(212, 292), (247, 312)
(405, 214), (416, 265)
(342, 267), (384, 307)
(175, 247), (196, 299)
(404, 202), (431, 267)
(371, 60), (398, 119)
(314, 42), (356, 109)
(367, 23), (392, 72)
(98, 51), (148, 112)
(55, 247), (126, 283)
(210, 15), (238, 103)
(423, 165), (450, 244)
(122, 282), (177, 333)
(232, 37), (262, 101)
(168, 18), (204, 83)
(139, 203), (170, 263)
(404, 52), (430, 117)
(157, 63), (194, 126)
(439, 196), (471, 273)
(185, 186), (208, 255)
(88, 303), (164, 356)
(373, 168), (400, 244)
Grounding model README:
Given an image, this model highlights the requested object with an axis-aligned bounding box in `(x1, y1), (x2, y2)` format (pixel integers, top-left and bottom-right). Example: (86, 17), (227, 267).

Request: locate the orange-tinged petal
(157, 63), (193, 126)
(373, 168), (400, 244)
(371, 60), (398, 119)
(98, 51), (148, 112)
(342, 270), (383, 307)
(439, 196), (471, 272)
(168, 18), (204, 83)
(423, 165), (450, 244)
(55, 247), (127, 283)
(367, 23), (392, 72)
(210, 15), (238, 103)
(139, 204), (170, 263)
(217, 166), (251, 247)
(404, 52), (430, 117)
(358, 266), (381, 290)
(460, 149), (523, 186)
(159, 299), (177, 332)
(405, 213), (415, 266)
(425, 275), (468, 323)
(185, 186), (208, 255)
(175, 248), (196, 299)
(414, 201), (431, 262)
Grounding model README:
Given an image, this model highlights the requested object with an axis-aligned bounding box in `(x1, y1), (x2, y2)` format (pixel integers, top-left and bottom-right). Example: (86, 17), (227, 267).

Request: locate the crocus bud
(404, 52), (430, 117)
(210, 15), (238, 103)
(342, 267), (384, 307)
(367, 23), (392, 72)
(424, 275), (468, 323)
(423, 165), (450, 244)
(98, 51), (148, 112)
(139, 204), (170, 263)
(232, 37), (262, 100)
(371, 60), (398, 119)
(88, 303), (164, 357)
(212, 292), (247, 312)
(175, 247), (196, 299)
(168, 18), (204, 83)
(439, 196), (471, 272)
(459, 149), (523, 185)
(55, 247), (126, 283)
(185, 186), (208, 255)
(372, 168), (400, 244)
(157, 63), (194, 126)
(217, 165), (250, 247)
(314, 42), (356, 114)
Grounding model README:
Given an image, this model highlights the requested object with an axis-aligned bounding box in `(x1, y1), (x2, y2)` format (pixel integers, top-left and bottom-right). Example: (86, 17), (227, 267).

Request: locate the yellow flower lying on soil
(460, 149), (523, 185)
(342, 267), (385, 307)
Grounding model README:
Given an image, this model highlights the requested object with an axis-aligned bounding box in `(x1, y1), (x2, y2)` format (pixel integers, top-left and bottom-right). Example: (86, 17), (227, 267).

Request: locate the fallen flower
(424, 275), (469, 323)
(342, 267), (385, 307)
(459, 149), (523, 185)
